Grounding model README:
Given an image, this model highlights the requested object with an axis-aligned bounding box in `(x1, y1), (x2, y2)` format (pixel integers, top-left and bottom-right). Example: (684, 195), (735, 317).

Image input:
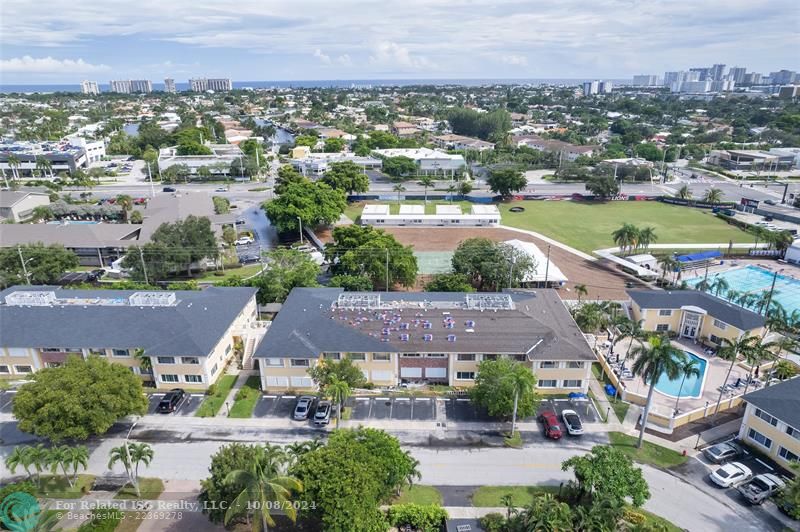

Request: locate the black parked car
(157, 388), (186, 413)
(162, 186), (176, 192)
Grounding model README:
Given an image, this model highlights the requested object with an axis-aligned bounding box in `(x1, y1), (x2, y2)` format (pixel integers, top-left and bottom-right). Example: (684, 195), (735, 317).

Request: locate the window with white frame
(225, 344), (232, 355)
(184, 375), (203, 384)
(290, 359), (310, 367)
(157, 357), (175, 364)
(658, 309), (673, 316)
(14, 365), (32, 373)
(538, 379), (557, 388)
(181, 357), (200, 365)
(401, 353), (421, 358)
(160, 374), (179, 383)
(0, 365), (9, 374)
(89, 350), (105, 357)
(748, 428), (772, 449)
(210, 363), (218, 375)
(563, 379), (583, 388)
(787, 425), (800, 441)
(713, 319), (727, 330)
(656, 324), (669, 332)
(755, 408), (778, 427)
(539, 361), (558, 369)
(265, 358), (284, 366)
(348, 352), (366, 361)
(323, 352), (341, 360)
(456, 371), (475, 380)
(779, 446), (799, 462)
(567, 361), (585, 369)
(372, 353), (391, 361)
(426, 353), (446, 358)
(457, 354), (476, 361)
(112, 349), (129, 357)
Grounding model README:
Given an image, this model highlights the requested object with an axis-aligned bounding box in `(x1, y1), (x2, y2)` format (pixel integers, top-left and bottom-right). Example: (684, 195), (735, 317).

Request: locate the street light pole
(297, 216), (303, 244)
(17, 246), (31, 285)
(543, 244), (551, 287)
(763, 269), (782, 317)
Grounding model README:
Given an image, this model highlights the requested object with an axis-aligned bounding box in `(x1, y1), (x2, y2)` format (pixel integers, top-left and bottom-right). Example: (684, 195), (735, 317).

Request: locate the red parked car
(538, 411), (563, 440)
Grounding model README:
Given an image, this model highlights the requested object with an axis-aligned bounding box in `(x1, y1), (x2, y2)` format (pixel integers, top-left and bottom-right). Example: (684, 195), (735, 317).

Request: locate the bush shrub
(77, 509), (123, 531)
(479, 513), (506, 532)
(386, 504), (448, 532)
(206, 384), (218, 396)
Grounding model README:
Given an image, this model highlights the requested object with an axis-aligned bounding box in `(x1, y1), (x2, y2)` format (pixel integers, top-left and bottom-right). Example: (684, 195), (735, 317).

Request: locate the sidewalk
(498, 224), (596, 261)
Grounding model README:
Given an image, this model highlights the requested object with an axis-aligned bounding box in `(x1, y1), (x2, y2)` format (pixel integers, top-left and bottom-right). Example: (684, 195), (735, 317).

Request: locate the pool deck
(607, 337), (755, 418)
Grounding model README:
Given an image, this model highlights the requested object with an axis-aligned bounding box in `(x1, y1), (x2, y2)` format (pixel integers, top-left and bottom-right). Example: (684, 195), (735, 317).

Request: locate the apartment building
(628, 290), (765, 345)
(0, 286), (262, 390)
(739, 377), (800, 468)
(433, 134), (495, 152)
(80, 80), (99, 95)
(189, 78), (233, 92)
(164, 78), (176, 93)
(254, 288), (596, 394)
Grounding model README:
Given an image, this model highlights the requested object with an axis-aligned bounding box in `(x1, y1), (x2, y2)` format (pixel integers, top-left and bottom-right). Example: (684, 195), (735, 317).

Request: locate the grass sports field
(499, 201), (751, 253)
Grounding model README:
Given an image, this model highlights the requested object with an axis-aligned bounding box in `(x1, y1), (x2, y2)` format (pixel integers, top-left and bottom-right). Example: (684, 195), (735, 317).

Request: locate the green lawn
(393, 485), (443, 506)
(608, 431), (688, 468)
(591, 364), (631, 422)
(195, 263), (264, 282)
(228, 376), (262, 418)
(114, 478), (165, 500)
(499, 201), (752, 253)
(196, 374), (237, 417)
(471, 485), (560, 507)
(37, 474), (95, 498)
(634, 508), (684, 532)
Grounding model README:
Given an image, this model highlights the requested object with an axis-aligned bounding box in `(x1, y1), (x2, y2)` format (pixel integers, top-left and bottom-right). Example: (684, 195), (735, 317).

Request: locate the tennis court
(415, 251), (454, 274)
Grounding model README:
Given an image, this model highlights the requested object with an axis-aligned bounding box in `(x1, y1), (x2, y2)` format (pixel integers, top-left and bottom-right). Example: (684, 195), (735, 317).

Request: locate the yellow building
(255, 288), (596, 394)
(739, 377), (800, 468)
(0, 286), (263, 390)
(628, 290), (765, 345)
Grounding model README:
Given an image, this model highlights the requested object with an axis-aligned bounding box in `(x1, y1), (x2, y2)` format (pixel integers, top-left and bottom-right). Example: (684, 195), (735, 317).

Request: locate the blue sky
(1, 0), (797, 84)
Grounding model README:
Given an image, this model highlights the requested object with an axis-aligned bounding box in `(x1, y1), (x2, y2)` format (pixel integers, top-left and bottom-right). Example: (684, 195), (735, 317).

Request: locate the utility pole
(385, 249), (390, 293)
(17, 246), (30, 285)
(544, 244), (551, 286)
(146, 162), (155, 198)
(297, 216), (303, 244)
(138, 247), (149, 285)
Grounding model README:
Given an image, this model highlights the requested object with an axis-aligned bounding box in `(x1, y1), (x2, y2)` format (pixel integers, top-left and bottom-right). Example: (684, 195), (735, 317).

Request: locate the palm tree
(446, 183), (457, 203)
(673, 357), (702, 414)
(676, 184), (692, 199)
(612, 223), (639, 255)
(46, 446), (73, 487)
(713, 334), (760, 415)
(35, 156), (48, 178)
(326, 377), (351, 425)
(630, 335), (684, 448)
(5, 445), (35, 480)
(617, 319), (647, 373)
(29, 206), (53, 223)
(65, 446), (89, 486)
(417, 175), (434, 203)
(508, 362), (535, 436)
(108, 444), (133, 490)
(773, 360), (797, 381)
(133, 347), (152, 374)
(741, 341), (776, 396)
(7, 153), (21, 181)
(710, 276), (729, 298)
(116, 194), (133, 223)
(637, 227), (657, 251)
(574, 284), (588, 303)
(703, 187), (723, 205)
(29, 444), (49, 486)
(657, 255), (678, 286)
(224, 449), (303, 532)
(392, 183), (405, 203)
(108, 442), (154, 496)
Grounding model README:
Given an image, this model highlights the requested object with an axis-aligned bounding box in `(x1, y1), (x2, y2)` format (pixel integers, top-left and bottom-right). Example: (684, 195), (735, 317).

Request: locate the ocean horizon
(0, 78), (631, 94)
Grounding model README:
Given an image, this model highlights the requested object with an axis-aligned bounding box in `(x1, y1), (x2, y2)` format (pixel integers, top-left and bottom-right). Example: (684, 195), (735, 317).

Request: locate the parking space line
(367, 399), (373, 418)
(755, 458), (774, 470)
(191, 394), (203, 397)
(264, 395), (277, 398)
(456, 398), (470, 402)
(415, 398), (430, 401)
(395, 397), (410, 401)
(376, 397), (390, 401)
(356, 397), (370, 401)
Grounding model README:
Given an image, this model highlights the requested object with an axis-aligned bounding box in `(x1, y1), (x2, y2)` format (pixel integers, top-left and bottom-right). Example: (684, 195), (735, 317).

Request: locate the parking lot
(146, 392), (204, 417)
(0, 391), (16, 414)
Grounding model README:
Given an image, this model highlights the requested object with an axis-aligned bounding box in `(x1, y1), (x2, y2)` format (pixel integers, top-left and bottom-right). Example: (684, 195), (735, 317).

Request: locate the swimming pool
(46, 220), (100, 225)
(687, 265), (800, 315)
(653, 352), (707, 398)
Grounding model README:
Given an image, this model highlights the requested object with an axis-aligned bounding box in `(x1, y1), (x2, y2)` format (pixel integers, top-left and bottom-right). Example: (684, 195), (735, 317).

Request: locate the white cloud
(313, 48), (331, 65)
(501, 54), (528, 66)
(0, 55), (110, 73)
(336, 54), (353, 67)
(369, 41), (435, 71)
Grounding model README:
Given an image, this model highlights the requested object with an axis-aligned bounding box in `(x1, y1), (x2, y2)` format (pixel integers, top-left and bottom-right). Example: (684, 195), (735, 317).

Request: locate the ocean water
(1, 78), (630, 94)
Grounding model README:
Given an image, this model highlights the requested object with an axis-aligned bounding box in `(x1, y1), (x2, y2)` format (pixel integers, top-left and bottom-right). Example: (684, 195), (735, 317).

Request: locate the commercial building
(0, 140), (90, 176)
(778, 85), (800, 99)
(728, 67), (747, 84)
(432, 134), (495, 152)
(769, 70), (797, 85)
(632, 75), (659, 86)
(0, 191), (50, 222)
(628, 290), (765, 345)
(254, 288), (596, 393)
(64, 135), (106, 163)
(359, 203), (501, 227)
(0, 285), (264, 390)
(80, 80), (99, 95)
(189, 78), (233, 92)
(372, 148), (466, 177)
(739, 377), (800, 468)
(583, 80), (599, 96)
(707, 149), (796, 171)
(784, 240), (800, 265)
(158, 143), (244, 175)
(164, 78), (176, 93)
(289, 152), (381, 176)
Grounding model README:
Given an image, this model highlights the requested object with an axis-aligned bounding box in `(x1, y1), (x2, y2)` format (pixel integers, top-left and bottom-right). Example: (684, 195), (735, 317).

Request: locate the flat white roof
(626, 254), (657, 264)
(436, 205), (462, 215)
(362, 204), (390, 215)
(504, 239), (568, 283)
(471, 204), (500, 215)
(399, 204), (425, 215)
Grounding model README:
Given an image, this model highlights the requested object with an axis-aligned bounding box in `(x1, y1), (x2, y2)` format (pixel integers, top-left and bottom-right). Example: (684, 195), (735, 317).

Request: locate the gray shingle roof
(0, 285), (257, 356)
(627, 290), (765, 331)
(254, 288), (595, 361)
(742, 378), (800, 428)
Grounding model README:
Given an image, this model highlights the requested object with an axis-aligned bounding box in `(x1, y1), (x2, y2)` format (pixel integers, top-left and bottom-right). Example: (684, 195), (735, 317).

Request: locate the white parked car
(561, 409), (584, 436)
(709, 462), (752, 488)
(235, 236), (254, 246)
(215, 187), (228, 192)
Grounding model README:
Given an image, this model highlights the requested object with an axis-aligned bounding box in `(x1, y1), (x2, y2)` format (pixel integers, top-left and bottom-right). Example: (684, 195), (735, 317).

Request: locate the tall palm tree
(612, 223), (639, 255)
(224, 450), (303, 532)
(5, 445), (35, 480)
(46, 445), (73, 487)
(7, 153), (21, 181)
(703, 187), (723, 205)
(133, 347), (152, 374)
(508, 362), (536, 436)
(65, 445), (89, 486)
(108, 444), (133, 489)
(773, 359), (797, 381)
(630, 335), (684, 448)
(574, 284), (588, 303)
(417, 175), (434, 203)
(29, 444), (49, 487)
(392, 183), (405, 203)
(446, 183), (457, 203)
(108, 442), (154, 496)
(637, 227), (657, 251)
(116, 194), (134, 223)
(35, 156), (48, 178)
(713, 334), (760, 415)
(710, 276), (729, 298)
(617, 319), (647, 373)
(326, 377), (351, 425)
(676, 184), (692, 199)
(741, 341), (776, 396)
(673, 357), (702, 414)
(657, 255), (678, 286)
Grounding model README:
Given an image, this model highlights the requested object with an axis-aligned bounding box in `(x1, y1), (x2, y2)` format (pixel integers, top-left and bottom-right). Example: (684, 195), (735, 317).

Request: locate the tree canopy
(424, 273), (475, 292)
(249, 248), (320, 304)
(0, 243), (79, 287)
(382, 156), (418, 178)
(562, 445), (651, 507)
(321, 161), (369, 194)
(447, 108), (511, 142)
(13, 356), (148, 442)
(487, 167), (527, 197)
(451, 238), (535, 291)
(325, 225), (418, 289)
(585, 175), (620, 200)
(308, 358), (368, 389)
(263, 180), (346, 234)
(470, 358), (539, 419)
